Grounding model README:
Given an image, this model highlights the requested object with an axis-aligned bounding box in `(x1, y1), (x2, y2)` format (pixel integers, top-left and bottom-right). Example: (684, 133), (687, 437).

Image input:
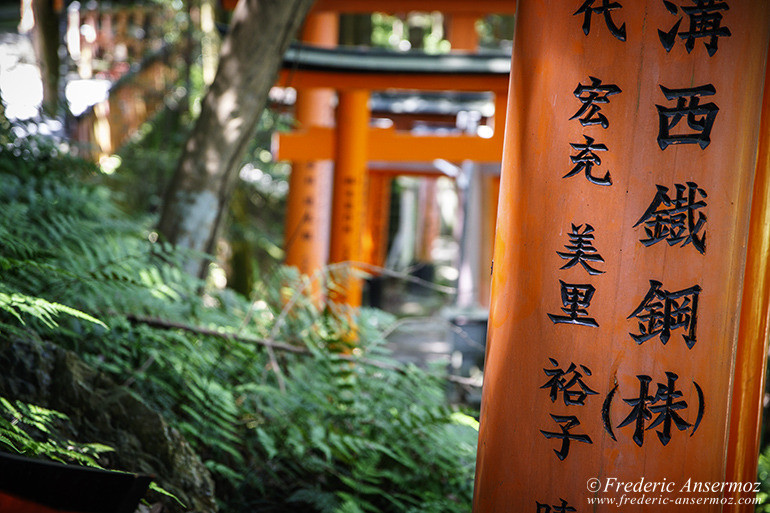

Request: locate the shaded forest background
(0, 2), (497, 512)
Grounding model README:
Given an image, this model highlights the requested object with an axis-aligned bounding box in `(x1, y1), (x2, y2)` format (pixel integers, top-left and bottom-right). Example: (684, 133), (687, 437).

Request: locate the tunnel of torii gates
(271, 1), (770, 513)
(272, 0), (515, 309)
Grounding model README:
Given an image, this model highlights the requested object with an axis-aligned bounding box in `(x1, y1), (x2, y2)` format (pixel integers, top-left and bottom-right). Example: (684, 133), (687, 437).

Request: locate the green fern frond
(0, 286), (106, 329)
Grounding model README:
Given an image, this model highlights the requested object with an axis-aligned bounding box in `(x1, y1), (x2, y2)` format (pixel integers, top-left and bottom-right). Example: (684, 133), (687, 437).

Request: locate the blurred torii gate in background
(277, 0), (515, 307)
(275, 47), (509, 306)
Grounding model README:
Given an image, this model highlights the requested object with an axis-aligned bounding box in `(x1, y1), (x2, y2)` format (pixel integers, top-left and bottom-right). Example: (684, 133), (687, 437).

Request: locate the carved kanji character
(574, 0), (627, 41)
(566, 135), (612, 186)
(548, 281), (599, 327)
(557, 223), (606, 275)
(571, 76), (622, 128)
(634, 182), (707, 254)
(541, 358), (598, 406)
(656, 84), (719, 150)
(540, 414), (593, 460)
(659, 0), (731, 56)
(617, 373), (696, 446)
(628, 280), (700, 348)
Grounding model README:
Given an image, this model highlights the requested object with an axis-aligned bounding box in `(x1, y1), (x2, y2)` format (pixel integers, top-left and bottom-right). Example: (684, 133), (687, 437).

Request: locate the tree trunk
(157, 0), (316, 277)
(31, 0), (60, 117)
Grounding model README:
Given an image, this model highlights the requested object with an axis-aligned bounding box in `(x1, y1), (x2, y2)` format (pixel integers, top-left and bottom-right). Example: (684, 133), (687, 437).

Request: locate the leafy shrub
(0, 117), (479, 512)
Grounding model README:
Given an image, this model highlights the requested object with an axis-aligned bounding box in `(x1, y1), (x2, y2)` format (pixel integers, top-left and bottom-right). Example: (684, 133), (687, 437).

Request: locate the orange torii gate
(282, 13), (338, 282)
(275, 45), (509, 306)
(277, 2), (514, 307)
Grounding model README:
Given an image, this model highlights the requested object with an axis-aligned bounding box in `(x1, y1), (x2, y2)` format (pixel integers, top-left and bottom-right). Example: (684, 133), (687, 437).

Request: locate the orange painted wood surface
(474, 2), (770, 512)
(0, 492), (77, 513)
(448, 13), (479, 51)
(283, 12), (338, 276)
(478, 174), (499, 308)
(363, 174), (392, 271)
(369, 166), (449, 179)
(328, 89), (370, 307)
(724, 40), (770, 512)
(276, 125), (503, 163)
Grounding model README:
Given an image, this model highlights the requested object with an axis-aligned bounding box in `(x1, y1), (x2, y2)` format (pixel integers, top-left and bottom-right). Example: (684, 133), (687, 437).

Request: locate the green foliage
(370, 12), (450, 53)
(758, 448), (770, 511)
(236, 345), (478, 513)
(106, 95), (292, 296)
(0, 396), (112, 466)
(0, 286), (104, 331)
(0, 119), (479, 512)
(108, 104), (191, 215)
(477, 15), (515, 50)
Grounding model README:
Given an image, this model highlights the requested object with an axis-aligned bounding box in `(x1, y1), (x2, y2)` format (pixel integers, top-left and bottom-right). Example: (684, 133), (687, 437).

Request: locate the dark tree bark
(157, 0), (316, 277)
(31, 0), (60, 116)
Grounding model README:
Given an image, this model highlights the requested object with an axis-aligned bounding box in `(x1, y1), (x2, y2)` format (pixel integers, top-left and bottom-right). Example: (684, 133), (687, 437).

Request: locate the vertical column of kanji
(329, 89), (370, 308)
(473, 2), (770, 512)
(610, 4), (769, 512)
(284, 12), (338, 279)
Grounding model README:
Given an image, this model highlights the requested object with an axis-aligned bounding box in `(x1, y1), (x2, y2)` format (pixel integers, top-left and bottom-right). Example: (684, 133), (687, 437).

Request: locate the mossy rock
(0, 335), (217, 513)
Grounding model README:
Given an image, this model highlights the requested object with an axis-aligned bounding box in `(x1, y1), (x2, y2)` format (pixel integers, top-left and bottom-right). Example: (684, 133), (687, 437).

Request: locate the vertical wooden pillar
(363, 173), (391, 271)
(724, 42), (770, 512)
(477, 93), (507, 306)
(416, 178), (439, 263)
(329, 89), (369, 307)
(474, 2), (770, 512)
(283, 12), (338, 276)
(478, 173), (499, 307)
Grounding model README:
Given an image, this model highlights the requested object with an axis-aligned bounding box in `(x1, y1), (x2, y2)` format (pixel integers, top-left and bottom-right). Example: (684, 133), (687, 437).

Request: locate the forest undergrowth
(0, 115), (478, 513)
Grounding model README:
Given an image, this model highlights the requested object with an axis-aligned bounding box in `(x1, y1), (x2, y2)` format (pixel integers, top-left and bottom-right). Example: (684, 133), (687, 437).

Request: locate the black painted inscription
(566, 135), (612, 186)
(558, 223), (606, 275)
(612, 372), (703, 447)
(536, 498), (577, 512)
(542, 358), (598, 406)
(540, 414), (593, 460)
(571, 76), (622, 128)
(656, 84), (719, 150)
(574, 0), (627, 41)
(628, 280), (700, 348)
(548, 281), (599, 327)
(659, 0), (731, 56)
(634, 182), (707, 254)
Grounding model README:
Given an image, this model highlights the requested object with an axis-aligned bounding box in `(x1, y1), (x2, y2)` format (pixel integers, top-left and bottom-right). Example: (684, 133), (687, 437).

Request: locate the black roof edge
(282, 42), (511, 75)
